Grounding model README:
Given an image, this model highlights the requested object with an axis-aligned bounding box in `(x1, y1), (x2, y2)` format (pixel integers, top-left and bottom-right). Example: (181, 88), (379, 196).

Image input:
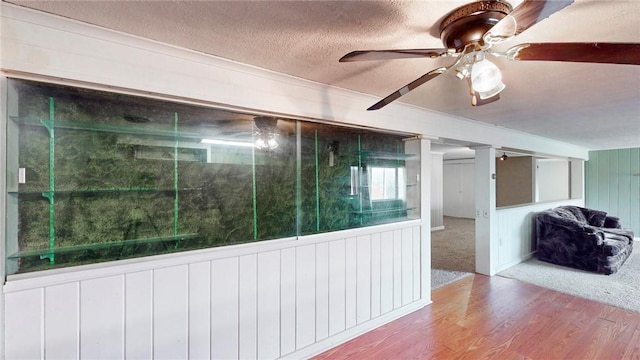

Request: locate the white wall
(536, 159), (570, 202)
(570, 160), (585, 200)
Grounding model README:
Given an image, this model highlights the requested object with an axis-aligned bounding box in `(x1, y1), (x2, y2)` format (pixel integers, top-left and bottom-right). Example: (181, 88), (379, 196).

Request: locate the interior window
(5, 79), (420, 274)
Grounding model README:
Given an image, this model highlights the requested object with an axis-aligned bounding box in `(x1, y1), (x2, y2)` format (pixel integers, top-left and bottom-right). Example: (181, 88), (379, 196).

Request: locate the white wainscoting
(495, 199), (584, 273)
(4, 221), (426, 360)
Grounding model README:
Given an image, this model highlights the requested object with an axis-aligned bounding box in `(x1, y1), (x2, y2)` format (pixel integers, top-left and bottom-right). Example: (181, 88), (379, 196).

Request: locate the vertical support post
(5, 79), (20, 274)
(430, 152), (445, 229)
(474, 146), (497, 275)
(40, 97), (56, 264)
(252, 130), (258, 240)
(421, 137), (431, 301)
(405, 137), (430, 301)
(173, 113), (179, 246)
(396, 143), (400, 201)
(295, 121), (302, 236)
(1, 77), (10, 352)
(314, 129), (320, 232)
(357, 134), (363, 225)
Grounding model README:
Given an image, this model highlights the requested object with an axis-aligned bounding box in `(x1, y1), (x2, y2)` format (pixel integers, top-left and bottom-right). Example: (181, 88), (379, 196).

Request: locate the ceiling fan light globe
(255, 137), (266, 149)
(477, 81), (505, 100)
(267, 135), (279, 150)
(471, 59), (501, 91)
(471, 59), (505, 99)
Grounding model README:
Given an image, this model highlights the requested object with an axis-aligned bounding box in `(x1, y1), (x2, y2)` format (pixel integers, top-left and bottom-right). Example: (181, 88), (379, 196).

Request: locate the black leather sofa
(535, 205), (634, 275)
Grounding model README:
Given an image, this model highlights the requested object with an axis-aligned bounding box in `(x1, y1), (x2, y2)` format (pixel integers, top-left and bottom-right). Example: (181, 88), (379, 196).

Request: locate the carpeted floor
(499, 240), (640, 313)
(431, 216), (475, 289)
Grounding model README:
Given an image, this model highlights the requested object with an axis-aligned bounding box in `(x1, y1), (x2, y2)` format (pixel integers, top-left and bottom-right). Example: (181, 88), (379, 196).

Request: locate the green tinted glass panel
(299, 122), (416, 235)
(5, 79), (419, 274)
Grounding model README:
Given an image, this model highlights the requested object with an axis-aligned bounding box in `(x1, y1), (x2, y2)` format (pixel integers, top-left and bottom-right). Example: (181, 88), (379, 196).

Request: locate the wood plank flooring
(313, 274), (640, 359)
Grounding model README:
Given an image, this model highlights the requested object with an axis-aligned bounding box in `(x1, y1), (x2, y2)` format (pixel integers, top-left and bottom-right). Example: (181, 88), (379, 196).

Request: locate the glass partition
(5, 79), (419, 274)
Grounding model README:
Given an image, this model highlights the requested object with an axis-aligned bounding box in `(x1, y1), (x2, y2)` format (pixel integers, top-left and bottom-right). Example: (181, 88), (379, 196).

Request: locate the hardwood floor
(313, 274), (640, 359)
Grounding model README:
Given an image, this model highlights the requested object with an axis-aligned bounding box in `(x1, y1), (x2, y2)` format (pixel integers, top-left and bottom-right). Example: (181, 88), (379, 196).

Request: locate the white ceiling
(7, 0), (640, 151)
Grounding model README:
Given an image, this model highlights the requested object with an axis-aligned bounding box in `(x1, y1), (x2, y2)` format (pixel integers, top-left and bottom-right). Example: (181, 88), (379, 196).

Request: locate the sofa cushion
(556, 206), (608, 227)
(554, 207), (586, 224)
(601, 227), (635, 243)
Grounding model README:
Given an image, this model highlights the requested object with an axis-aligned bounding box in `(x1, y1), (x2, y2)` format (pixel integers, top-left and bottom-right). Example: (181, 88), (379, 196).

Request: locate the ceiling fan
(339, 0), (640, 110)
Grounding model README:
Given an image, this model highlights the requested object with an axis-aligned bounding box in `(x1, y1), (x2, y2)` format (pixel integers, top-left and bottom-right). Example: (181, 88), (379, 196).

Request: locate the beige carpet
(431, 216), (475, 289)
(499, 241), (640, 313)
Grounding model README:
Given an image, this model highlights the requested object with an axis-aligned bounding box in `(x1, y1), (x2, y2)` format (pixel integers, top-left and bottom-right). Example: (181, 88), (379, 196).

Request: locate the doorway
(431, 144), (476, 287)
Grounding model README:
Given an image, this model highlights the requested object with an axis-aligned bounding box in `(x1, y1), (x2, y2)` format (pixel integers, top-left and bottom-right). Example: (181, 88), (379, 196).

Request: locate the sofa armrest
(604, 215), (622, 229)
(599, 227), (635, 243)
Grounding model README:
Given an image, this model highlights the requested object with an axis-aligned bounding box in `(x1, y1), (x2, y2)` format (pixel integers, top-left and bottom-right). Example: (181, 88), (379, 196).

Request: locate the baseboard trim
(431, 226), (445, 232)
(495, 251), (536, 274)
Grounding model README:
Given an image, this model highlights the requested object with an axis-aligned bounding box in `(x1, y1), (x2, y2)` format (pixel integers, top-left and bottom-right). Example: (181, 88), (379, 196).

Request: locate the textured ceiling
(8, 0), (640, 151)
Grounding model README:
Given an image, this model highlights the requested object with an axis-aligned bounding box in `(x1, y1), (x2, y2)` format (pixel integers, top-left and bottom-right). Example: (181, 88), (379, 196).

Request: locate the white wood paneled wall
(495, 199), (584, 273)
(4, 222), (425, 360)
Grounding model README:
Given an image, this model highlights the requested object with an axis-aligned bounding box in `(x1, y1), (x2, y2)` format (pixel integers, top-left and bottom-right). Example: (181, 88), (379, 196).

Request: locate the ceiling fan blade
(506, 43), (640, 65)
(367, 67), (447, 111)
(485, 0), (573, 42)
(339, 49), (449, 62)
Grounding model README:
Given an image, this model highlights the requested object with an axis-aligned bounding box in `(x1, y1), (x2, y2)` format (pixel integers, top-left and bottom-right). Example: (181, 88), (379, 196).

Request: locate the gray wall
(496, 156), (534, 207)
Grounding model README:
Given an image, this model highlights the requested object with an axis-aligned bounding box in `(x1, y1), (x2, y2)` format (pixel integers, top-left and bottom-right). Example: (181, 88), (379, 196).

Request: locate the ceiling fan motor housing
(439, 0), (512, 51)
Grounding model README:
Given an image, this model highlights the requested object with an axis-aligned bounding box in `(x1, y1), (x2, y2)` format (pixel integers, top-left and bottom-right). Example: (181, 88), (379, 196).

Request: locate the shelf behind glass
(352, 207), (415, 215)
(8, 187), (202, 195)
(10, 116), (204, 140)
(358, 183), (418, 189)
(7, 233), (198, 259)
(358, 151), (416, 160)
